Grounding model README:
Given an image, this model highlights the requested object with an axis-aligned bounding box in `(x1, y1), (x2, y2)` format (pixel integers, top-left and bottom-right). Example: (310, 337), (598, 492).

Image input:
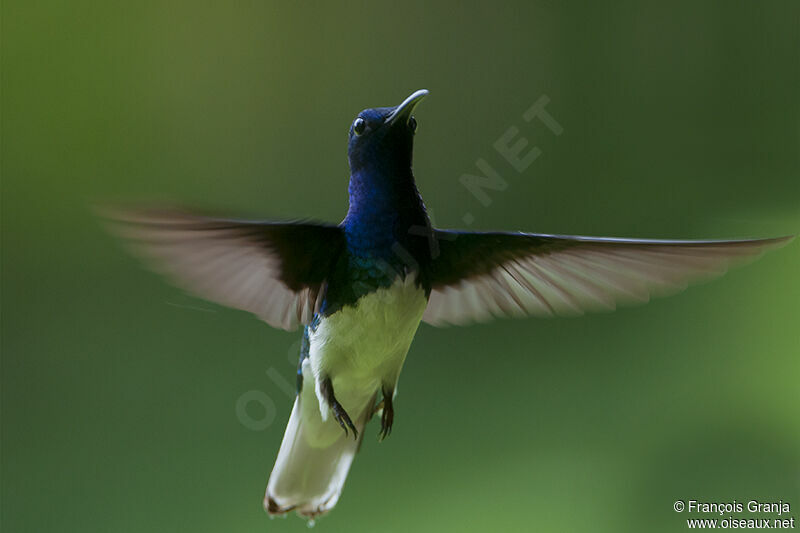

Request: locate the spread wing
(103, 208), (345, 330)
(423, 230), (792, 327)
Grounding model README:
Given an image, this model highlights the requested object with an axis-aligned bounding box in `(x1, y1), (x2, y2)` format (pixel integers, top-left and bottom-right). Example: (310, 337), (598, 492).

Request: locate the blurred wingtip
(760, 234), (795, 251)
(92, 203), (192, 225)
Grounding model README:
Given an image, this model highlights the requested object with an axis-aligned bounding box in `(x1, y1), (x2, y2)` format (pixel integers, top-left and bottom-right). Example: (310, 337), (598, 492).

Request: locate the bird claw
(378, 387), (394, 441)
(321, 378), (358, 440)
(332, 402), (358, 439)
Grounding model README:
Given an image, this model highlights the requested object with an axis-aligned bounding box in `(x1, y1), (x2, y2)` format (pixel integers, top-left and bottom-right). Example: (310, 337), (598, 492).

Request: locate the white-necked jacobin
(105, 89), (792, 520)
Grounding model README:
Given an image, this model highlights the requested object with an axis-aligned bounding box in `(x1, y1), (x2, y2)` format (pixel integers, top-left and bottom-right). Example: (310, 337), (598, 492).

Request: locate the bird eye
(408, 116), (417, 133)
(353, 117), (366, 135)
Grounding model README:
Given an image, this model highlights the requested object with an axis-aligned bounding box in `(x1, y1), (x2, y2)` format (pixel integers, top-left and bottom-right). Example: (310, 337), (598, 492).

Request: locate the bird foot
(378, 387), (394, 441)
(321, 378), (358, 440)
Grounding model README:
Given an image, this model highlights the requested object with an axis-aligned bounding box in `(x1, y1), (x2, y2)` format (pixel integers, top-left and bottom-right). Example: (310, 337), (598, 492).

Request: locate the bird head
(347, 89), (428, 176)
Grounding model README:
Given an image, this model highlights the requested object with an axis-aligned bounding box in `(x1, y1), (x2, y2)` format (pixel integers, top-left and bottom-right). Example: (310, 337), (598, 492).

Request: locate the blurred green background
(2, 1), (799, 532)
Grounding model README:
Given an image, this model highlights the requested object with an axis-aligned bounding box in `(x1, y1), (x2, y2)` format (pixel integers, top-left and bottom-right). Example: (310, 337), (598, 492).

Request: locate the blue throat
(343, 166), (428, 260)
(317, 168), (429, 317)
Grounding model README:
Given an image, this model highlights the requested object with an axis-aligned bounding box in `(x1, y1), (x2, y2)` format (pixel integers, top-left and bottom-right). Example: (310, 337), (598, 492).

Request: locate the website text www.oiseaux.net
(674, 500), (795, 529)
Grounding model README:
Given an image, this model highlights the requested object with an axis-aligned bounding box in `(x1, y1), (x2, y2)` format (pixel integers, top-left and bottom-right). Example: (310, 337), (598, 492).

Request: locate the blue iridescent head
(347, 89), (428, 176)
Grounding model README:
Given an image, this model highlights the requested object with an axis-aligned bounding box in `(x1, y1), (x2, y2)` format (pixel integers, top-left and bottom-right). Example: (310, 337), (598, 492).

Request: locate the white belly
(306, 275), (427, 421)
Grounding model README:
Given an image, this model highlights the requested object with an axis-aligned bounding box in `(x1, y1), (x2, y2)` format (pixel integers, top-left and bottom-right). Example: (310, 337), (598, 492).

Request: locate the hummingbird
(105, 89), (791, 520)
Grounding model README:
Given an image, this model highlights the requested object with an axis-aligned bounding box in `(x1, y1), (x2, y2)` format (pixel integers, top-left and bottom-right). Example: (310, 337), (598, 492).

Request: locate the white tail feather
(265, 393), (371, 519)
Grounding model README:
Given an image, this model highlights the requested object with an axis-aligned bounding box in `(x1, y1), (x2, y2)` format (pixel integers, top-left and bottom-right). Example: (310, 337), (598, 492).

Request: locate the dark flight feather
(102, 208), (345, 330)
(423, 231), (792, 326)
